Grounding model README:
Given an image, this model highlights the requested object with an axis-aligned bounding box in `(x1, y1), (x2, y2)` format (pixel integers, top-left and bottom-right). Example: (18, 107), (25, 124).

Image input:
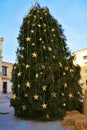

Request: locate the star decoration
(51, 29), (55, 32)
(51, 92), (57, 97)
(63, 72), (66, 75)
(64, 83), (67, 88)
(47, 114), (49, 119)
(41, 65), (45, 69)
(18, 84), (20, 88)
(25, 64), (30, 69)
(35, 73), (39, 78)
(26, 81), (31, 88)
(53, 55), (55, 59)
(27, 20), (30, 23)
(42, 41), (44, 44)
(40, 72), (43, 75)
(43, 23), (46, 27)
(63, 103), (66, 107)
(21, 47), (24, 50)
(17, 72), (21, 77)
(20, 55), (24, 58)
(34, 15), (36, 19)
(59, 62), (62, 67)
(32, 24), (35, 26)
(70, 69), (73, 72)
(68, 93), (73, 98)
(38, 24), (41, 27)
(65, 67), (68, 70)
(62, 93), (64, 96)
(14, 66), (16, 70)
(25, 94), (28, 97)
(42, 103), (47, 109)
(39, 38), (42, 41)
(32, 52), (37, 58)
(45, 13), (47, 15)
(33, 95), (39, 100)
(53, 34), (56, 37)
(26, 37), (31, 42)
(42, 85), (47, 91)
(43, 45), (46, 49)
(51, 39), (53, 42)
(22, 105), (26, 111)
(31, 30), (34, 33)
(12, 94), (16, 100)
(32, 43), (35, 46)
(37, 10), (39, 13)
(48, 47), (52, 51)
(78, 91), (80, 95)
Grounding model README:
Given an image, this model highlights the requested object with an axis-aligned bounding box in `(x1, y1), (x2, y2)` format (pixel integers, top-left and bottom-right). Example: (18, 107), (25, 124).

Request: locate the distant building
(73, 48), (87, 93)
(0, 37), (13, 94)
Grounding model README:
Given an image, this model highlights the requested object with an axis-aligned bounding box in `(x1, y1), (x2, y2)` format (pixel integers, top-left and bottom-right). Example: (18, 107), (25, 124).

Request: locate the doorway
(3, 82), (7, 93)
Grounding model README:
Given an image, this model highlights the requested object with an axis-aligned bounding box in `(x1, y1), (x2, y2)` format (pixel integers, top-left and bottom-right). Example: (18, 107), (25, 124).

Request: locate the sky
(0, 0), (87, 63)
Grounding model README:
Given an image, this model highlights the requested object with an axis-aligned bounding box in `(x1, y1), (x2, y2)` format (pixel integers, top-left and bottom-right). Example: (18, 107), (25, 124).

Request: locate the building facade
(0, 37), (13, 94)
(73, 48), (87, 93)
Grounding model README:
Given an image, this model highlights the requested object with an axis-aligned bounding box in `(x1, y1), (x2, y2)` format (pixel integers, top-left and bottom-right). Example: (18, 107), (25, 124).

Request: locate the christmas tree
(10, 4), (83, 121)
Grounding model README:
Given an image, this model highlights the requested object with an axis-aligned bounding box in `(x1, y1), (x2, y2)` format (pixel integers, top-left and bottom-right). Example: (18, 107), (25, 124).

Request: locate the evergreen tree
(10, 4), (83, 121)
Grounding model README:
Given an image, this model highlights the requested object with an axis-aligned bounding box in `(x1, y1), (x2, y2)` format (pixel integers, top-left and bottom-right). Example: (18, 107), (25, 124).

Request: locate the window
(84, 63), (87, 73)
(2, 66), (7, 76)
(86, 80), (87, 86)
(3, 82), (7, 93)
(83, 55), (87, 60)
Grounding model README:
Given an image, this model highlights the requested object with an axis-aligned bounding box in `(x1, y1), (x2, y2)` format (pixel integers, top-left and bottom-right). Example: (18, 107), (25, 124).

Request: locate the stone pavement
(0, 94), (73, 130)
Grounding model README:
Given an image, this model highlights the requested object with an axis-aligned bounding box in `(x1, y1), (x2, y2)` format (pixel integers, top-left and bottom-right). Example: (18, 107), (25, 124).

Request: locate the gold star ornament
(26, 81), (31, 88)
(35, 73), (39, 78)
(51, 92), (57, 97)
(17, 72), (21, 77)
(33, 95), (39, 100)
(26, 37), (31, 42)
(31, 30), (34, 33)
(48, 47), (52, 51)
(32, 52), (37, 58)
(51, 28), (55, 32)
(18, 84), (20, 88)
(64, 83), (67, 88)
(68, 93), (73, 98)
(59, 62), (62, 67)
(22, 105), (26, 111)
(42, 103), (47, 109)
(41, 65), (45, 69)
(63, 103), (66, 107)
(12, 94), (16, 100)
(25, 64), (30, 69)
(42, 85), (47, 91)
(38, 24), (41, 27)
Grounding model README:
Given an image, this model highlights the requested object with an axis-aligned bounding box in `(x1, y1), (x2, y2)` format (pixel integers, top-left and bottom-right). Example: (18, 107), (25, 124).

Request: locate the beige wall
(0, 37), (13, 94)
(1, 62), (13, 93)
(73, 48), (87, 93)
